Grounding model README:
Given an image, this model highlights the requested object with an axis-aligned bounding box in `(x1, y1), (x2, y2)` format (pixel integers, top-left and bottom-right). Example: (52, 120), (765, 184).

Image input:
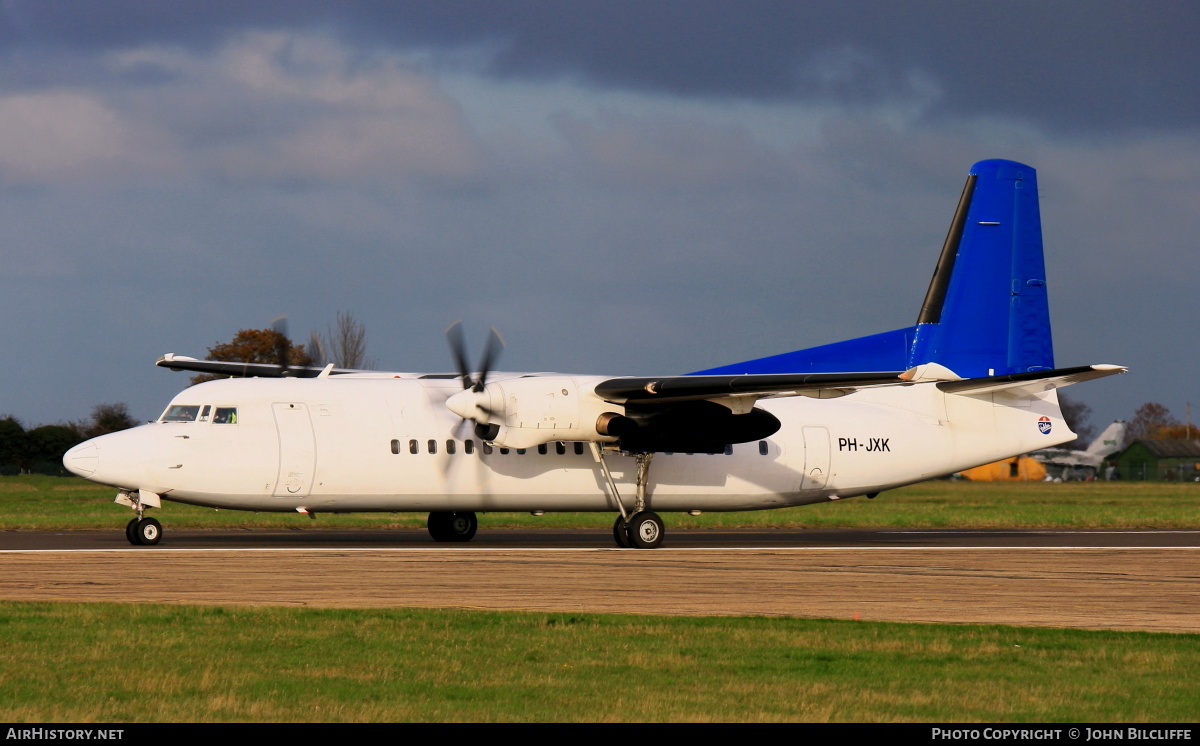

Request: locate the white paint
(64, 368), (1088, 515)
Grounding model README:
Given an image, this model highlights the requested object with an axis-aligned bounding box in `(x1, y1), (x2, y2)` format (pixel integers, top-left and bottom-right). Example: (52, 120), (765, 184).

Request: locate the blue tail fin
(694, 159), (1054, 377)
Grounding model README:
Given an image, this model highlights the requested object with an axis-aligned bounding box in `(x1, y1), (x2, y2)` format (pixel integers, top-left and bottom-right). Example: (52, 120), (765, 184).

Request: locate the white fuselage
(65, 372), (1074, 515)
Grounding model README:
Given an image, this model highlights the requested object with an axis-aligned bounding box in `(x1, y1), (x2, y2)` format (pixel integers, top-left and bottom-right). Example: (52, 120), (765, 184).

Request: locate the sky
(1, 1), (1197, 434)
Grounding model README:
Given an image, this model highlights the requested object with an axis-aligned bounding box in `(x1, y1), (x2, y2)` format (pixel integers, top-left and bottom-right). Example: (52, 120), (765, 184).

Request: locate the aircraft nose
(63, 441), (99, 477)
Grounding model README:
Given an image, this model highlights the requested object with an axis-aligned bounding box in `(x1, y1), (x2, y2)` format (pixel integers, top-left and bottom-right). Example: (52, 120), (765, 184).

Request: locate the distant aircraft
(64, 159), (1125, 548)
(1032, 420), (1127, 480)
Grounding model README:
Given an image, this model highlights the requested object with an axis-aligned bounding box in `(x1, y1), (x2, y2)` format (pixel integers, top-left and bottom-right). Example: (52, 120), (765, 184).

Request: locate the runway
(2, 528), (1198, 633)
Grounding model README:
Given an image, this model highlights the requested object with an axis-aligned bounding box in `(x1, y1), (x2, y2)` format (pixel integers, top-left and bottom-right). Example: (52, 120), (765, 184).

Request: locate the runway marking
(2, 545), (1198, 555)
(883, 530), (1200, 534)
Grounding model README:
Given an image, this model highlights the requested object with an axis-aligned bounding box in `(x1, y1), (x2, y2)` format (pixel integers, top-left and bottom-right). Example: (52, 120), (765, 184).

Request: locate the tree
(26, 424), (82, 475)
(191, 327), (313, 385)
(1056, 392), (1095, 450)
(73, 403), (138, 439)
(1155, 424), (1200, 440)
(1125, 402), (1180, 446)
(0, 416), (28, 475)
(309, 310), (375, 369)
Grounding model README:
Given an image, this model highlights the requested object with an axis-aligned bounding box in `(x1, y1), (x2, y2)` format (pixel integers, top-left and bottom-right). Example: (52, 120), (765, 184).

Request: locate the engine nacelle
(446, 375), (623, 449)
(446, 374), (782, 451)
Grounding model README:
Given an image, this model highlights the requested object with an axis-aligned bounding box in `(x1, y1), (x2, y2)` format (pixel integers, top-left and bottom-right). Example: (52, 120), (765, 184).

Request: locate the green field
(1, 475), (1197, 531)
(1, 602), (1196, 723)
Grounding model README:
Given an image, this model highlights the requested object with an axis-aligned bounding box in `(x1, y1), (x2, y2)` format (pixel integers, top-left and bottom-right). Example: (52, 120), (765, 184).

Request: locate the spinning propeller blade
(270, 316), (291, 375)
(444, 322), (505, 436)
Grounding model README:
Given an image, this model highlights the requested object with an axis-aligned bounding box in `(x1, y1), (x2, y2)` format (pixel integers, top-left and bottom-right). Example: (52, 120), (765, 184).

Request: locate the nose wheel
(126, 517), (163, 546)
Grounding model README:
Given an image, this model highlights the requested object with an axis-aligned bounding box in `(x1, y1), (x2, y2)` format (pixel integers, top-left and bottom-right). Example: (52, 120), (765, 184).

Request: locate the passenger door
(273, 402), (316, 497)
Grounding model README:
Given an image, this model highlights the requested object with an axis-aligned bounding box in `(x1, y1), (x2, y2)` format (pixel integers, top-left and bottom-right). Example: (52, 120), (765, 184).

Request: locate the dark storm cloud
(2, 1), (1198, 132)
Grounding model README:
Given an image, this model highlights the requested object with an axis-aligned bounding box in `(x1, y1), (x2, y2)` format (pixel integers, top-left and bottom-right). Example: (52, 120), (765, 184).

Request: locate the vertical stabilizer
(1085, 421), (1127, 458)
(908, 159), (1053, 376)
(692, 159), (1055, 378)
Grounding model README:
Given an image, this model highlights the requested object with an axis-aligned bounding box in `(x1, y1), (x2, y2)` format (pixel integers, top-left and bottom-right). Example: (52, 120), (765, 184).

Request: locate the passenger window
(759, 441), (768, 456)
(213, 407), (238, 424)
(574, 443), (584, 455)
(428, 439), (437, 454)
(724, 444), (733, 455)
(482, 443), (493, 455)
(464, 440), (475, 455)
(162, 405), (201, 422)
(517, 449), (527, 455)
(537, 444), (548, 455)
(446, 440), (457, 455)
(555, 442), (566, 455)
(409, 439), (419, 455)
(500, 448), (510, 455)
(390, 439), (400, 455)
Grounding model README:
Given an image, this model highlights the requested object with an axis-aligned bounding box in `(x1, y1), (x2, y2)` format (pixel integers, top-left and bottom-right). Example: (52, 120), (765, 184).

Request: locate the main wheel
(125, 518), (140, 546)
(427, 511), (478, 542)
(612, 516), (631, 548)
(626, 511), (664, 549)
(132, 517), (162, 546)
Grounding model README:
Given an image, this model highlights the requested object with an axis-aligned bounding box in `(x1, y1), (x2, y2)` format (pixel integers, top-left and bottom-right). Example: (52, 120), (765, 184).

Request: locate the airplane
(63, 159), (1125, 549)
(1032, 420), (1127, 480)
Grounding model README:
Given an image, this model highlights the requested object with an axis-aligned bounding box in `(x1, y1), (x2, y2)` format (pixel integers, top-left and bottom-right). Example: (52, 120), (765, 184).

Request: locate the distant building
(1111, 440), (1200, 481)
(959, 455), (1047, 482)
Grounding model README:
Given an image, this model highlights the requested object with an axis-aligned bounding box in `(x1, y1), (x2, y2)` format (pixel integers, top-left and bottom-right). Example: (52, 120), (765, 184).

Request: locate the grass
(0, 602), (1196, 722)
(1, 475), (1198, 531)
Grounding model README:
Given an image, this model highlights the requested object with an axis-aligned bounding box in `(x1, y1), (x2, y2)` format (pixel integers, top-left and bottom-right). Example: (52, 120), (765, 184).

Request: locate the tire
(133, 517), (162, 546)
(125, 518), (140, 546)
(612, 516), (631, 548)
(626, 511), (664, 549)
(428, 511), (478, 542)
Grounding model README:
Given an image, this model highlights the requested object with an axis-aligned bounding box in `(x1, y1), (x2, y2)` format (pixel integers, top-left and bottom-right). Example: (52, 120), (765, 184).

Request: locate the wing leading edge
(595, 364), (1126, 408)
(156, 354), (364, 378)
(594, 371), (906, 404)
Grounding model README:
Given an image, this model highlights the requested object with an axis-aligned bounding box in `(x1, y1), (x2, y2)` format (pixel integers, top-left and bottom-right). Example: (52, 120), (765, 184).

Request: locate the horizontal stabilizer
(936, 364), (1126, 396)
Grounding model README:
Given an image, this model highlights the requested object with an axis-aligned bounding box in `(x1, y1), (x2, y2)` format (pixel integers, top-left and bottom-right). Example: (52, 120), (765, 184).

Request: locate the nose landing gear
(120, 489), (163, 546)
(127, 517), (163, 546)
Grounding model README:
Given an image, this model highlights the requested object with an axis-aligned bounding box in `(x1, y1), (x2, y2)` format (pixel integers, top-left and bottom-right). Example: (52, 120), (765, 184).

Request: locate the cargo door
(801, 426), (830, 491)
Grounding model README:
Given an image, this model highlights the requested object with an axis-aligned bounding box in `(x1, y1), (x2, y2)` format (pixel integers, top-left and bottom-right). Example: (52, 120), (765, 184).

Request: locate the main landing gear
(595, 447), (665, 549)
(613, 510), (664, 549)
(427, 511), (478, 542)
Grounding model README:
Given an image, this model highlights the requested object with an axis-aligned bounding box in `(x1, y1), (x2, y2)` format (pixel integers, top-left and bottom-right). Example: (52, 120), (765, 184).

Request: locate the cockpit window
(161, 405), (201, 422)
(213, 407), (238, 424)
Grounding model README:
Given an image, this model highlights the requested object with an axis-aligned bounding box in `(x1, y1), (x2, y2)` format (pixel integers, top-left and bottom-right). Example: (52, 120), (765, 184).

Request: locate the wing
(593, 363), (1126, 409)
(156, 354), (367, 379)
(594, 371), (908, 405)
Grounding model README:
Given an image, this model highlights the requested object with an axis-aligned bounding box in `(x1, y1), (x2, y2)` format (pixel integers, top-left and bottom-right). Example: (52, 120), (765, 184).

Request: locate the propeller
(444, 321), (505, 439)
(446, 320), (503, 392)
(307, 330), (328, 369)
(270, 316), (292, 376)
